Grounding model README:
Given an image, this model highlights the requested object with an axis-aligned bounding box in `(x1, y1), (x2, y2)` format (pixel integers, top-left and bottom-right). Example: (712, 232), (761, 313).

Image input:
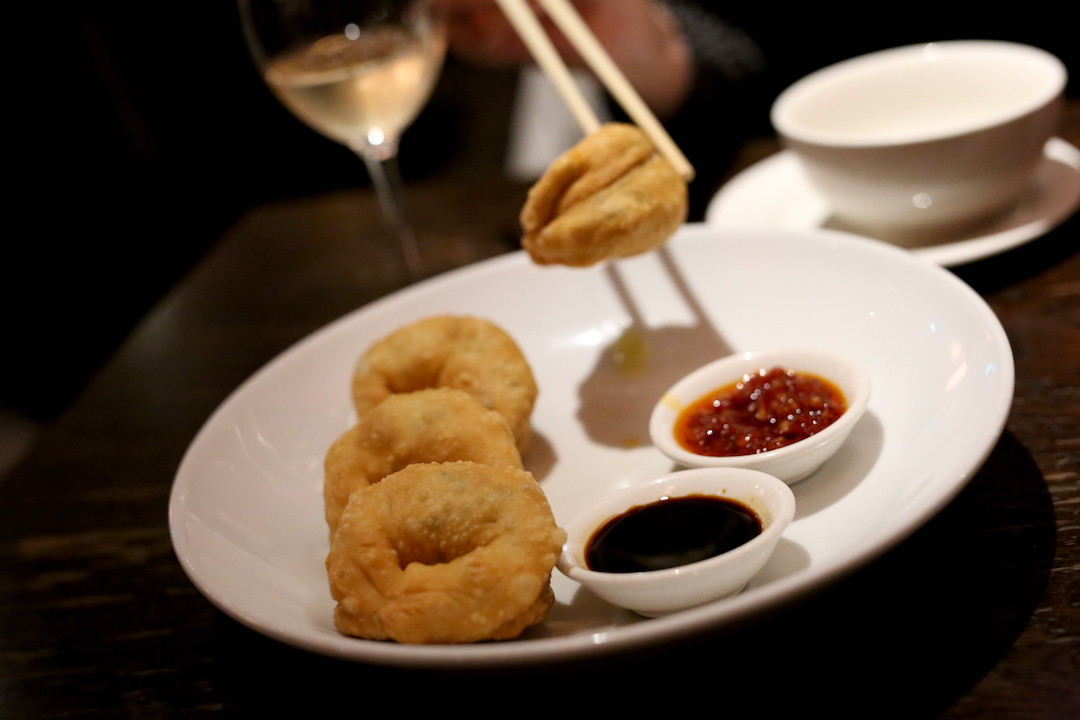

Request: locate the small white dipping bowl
(557, 468), (795, 617)
(771, 41), (1067, 242)
(649, 348), (870, 484)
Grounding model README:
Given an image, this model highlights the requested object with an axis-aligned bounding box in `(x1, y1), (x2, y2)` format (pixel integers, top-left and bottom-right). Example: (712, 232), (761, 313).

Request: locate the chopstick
(494, 0), (602, 135)
(495, 0), (696, 181)
(536, 0), (695, 180)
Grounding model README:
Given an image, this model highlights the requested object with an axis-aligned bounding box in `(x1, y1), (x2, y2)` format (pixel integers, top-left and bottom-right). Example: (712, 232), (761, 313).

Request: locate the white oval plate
(169, 225), (1014, 668)
(704, 138), (1080, 267)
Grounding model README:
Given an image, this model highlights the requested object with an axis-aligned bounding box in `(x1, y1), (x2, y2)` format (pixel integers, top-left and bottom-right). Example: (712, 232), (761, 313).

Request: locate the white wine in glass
(238, 0), (446, 276)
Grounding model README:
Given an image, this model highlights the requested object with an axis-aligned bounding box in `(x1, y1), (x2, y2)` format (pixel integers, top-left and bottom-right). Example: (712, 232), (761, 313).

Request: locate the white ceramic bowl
(557, 468), (795, 617)
(649, 348), (871, 484)
(771, 41), (1067, 242)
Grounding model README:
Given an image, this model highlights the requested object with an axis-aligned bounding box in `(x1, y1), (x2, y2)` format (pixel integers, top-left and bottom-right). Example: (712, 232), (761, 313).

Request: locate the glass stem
(359, 148), (424, 279)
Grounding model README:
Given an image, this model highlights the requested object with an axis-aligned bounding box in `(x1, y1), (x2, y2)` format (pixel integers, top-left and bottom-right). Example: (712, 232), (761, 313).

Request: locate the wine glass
(238, 0), (447, 277)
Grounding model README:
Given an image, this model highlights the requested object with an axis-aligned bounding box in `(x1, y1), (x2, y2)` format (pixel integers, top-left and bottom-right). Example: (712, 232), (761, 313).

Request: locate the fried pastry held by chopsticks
(521, 122), (688, 267)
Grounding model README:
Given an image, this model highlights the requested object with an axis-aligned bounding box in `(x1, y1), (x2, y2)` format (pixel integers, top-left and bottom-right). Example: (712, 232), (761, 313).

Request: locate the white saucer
(705, 137), (1080, 267)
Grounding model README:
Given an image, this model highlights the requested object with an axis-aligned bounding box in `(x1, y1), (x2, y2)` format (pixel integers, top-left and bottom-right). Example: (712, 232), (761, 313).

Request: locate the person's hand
(433, 0), (692, 118)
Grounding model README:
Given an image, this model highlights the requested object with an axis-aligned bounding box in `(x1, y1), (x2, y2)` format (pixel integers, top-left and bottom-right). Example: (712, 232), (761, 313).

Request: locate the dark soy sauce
(585, 494), (764, 573)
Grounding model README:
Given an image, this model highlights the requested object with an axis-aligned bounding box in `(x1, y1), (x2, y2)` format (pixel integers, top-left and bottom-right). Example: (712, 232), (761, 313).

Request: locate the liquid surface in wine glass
(264, 26), (445, 154)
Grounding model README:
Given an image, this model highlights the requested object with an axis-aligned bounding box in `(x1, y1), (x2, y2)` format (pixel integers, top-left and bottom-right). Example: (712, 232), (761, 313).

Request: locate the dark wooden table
(2, 61), (1077, 716)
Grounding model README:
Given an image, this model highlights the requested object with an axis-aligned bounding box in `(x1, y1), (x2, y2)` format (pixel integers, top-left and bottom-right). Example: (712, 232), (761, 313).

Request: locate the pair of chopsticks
(494, 0), (695, 181)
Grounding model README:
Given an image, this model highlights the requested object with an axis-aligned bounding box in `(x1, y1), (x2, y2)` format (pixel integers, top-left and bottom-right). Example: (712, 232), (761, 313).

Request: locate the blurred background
(3, 1), (1075, 474)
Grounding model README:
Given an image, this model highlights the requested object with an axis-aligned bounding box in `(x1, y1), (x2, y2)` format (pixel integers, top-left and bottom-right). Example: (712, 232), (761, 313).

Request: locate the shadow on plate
(522, 430), (557, 483)
(576, 248), (734, 449)
(788, 410), (886, 519)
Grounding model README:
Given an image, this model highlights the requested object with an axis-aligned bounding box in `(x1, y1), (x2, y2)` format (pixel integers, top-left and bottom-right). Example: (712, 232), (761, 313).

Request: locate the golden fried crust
(521, 123), (655, 231)
(323, 388), (524, 533)
(487, 582), (555, 641)
(327, 461), (566, 644)
(521, 123), (688, 267)
(351, 315), (537, 452)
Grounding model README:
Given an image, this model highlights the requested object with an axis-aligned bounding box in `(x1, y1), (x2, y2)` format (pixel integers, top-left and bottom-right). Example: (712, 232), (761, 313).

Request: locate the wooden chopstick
(494, 0), (602, 135)
(494, 0), (691, 181)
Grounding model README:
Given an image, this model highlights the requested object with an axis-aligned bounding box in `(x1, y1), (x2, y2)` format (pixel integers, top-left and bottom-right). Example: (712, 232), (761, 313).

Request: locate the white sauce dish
(557, 467), (796, 617)
(649, 348), (871, 484)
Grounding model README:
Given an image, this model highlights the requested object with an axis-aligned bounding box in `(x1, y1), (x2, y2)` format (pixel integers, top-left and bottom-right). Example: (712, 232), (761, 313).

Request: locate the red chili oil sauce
(676, 367), (847, 457)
